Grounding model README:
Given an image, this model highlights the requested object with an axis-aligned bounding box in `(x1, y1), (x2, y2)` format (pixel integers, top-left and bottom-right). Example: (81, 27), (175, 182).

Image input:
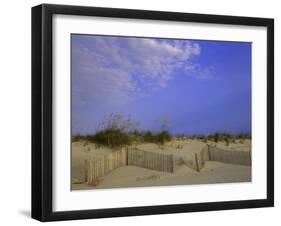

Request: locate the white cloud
(184, 63), (214, 80)
(72, 35), (202, 107)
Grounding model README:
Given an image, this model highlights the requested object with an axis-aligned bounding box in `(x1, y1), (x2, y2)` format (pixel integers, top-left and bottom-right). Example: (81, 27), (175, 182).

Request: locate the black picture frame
(32, 3), (274, 222)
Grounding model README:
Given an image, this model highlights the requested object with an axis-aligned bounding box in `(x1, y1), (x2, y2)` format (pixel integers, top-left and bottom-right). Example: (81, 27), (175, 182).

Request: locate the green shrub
(81, 113), (140, 148)
(142, 131), (154, 142)
(72, 134), (82, 142)
(224, 136), (230, 146)
(236, 133), (251, 140)
(213, 133), (219, 143)
(207, 133), (234, 144)
(71, 114), (177, 148)
(88, 128), (131, 148)
(157, 131), (172, 144)
(142, 130), (172, 145)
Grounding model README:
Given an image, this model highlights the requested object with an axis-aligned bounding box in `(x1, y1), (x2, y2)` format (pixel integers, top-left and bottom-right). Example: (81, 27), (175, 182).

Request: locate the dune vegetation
(72, 113), (251, 149)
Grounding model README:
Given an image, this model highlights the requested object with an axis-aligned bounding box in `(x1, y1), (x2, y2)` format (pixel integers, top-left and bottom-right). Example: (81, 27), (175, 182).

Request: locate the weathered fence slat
(86, 149), (128, 185)
(127, 148), (174, 173)
(208, 145), (251, 166)
(85, 145), (251, 185)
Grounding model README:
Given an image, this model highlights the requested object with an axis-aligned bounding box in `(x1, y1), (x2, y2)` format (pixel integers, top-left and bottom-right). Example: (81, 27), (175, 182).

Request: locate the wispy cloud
(72, 35), (202, 107)
(184, 63), (214, 80)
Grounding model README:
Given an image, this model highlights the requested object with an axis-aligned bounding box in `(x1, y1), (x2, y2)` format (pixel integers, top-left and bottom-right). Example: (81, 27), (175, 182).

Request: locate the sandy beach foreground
(72, 162), (251, 190)
(72, 139), (251, 190)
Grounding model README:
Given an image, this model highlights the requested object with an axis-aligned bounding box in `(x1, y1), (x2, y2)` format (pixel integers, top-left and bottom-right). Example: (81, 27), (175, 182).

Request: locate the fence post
(84, 159), (88, 182)
(207, 144), (211, 160)
(171, 155), (174, 173)
(195, 153), (199, 172)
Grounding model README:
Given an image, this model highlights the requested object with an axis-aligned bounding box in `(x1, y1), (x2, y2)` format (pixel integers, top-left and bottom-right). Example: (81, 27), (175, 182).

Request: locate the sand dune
(72, 162), (251, 190)
(71, 139), (251, 190)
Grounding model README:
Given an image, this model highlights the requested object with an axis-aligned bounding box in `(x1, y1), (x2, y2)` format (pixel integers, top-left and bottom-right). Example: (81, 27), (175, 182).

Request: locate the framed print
(31, 4), (274, 221)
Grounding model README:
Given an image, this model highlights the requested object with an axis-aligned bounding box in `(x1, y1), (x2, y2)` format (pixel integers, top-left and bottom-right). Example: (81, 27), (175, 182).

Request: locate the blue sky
(71, 34), (251, 135)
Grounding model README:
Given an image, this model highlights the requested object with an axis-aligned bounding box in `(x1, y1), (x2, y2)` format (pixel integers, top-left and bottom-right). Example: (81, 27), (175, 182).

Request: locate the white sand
(207, 139), (251, 151)
(72, 162), (251, 190)
(72, 139), (251, 190)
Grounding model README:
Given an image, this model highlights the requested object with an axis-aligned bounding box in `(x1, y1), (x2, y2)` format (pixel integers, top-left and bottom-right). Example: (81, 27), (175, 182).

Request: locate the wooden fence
(194, 145), (210, 171)
(187, 145), (251, 172)
(85, 149), (127, 185)
(85, 148), (173, 185)
(85, 145), (251, 185)
(208, 145), (251, 166)
(127, 148), (174, 173)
